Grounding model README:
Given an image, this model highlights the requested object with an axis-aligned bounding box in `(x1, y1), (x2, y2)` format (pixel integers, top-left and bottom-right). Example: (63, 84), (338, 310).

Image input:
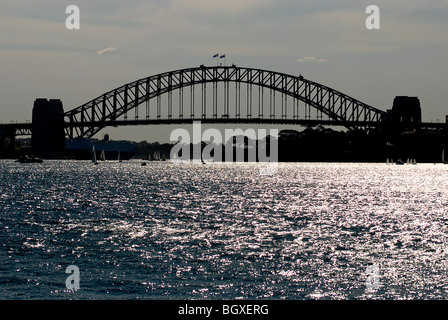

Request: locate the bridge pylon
(31, 98), (65, 159)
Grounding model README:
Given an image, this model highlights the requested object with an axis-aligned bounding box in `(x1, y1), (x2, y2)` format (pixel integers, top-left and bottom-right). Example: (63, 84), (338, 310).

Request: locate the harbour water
(1, 160), (448, 300)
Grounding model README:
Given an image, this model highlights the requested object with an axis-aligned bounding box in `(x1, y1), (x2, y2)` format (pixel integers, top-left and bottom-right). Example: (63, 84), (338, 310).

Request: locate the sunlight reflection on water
(1, 160), (448, 299)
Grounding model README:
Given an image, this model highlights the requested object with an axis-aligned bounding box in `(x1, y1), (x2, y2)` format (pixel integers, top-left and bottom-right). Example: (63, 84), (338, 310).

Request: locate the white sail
(443, 149), (445, 163)
(118, 151), (121, 162)
(100, 150), (106, 161)
(92, 145), (97, 163)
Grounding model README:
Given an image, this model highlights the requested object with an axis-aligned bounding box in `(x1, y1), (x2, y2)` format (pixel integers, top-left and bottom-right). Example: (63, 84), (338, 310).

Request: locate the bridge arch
(64, 65), (386, 138)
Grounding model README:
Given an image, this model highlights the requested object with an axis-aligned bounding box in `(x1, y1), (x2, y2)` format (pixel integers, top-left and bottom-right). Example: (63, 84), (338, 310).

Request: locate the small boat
(118, 151), (122, 163)
(141, 152), (150, 166)
(16, 155), (43, 163)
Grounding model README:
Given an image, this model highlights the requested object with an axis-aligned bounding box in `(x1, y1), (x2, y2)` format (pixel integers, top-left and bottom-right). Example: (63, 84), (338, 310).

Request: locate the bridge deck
(1, 120), (445, 139)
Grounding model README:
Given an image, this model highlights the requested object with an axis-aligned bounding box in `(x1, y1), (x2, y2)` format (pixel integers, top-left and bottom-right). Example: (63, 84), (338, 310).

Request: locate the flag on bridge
(213, 53), (219, 58)
(220, 54), (226, 59)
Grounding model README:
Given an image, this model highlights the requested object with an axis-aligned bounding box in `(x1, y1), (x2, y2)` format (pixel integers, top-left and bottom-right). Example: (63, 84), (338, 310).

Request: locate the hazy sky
(1, 0), (447, 142)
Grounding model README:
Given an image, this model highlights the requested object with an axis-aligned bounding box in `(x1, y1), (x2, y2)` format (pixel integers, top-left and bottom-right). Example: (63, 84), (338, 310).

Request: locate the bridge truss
(62, 65), (386, 138)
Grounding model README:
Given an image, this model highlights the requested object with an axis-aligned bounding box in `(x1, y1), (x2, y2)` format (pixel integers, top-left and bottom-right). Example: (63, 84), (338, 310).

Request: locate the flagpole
(213, 53), (219, 66)
(219, 54), (226, 67)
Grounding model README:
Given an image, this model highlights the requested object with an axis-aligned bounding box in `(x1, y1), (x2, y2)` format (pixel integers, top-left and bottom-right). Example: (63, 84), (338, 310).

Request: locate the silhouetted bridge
(2, 65), (446, 139)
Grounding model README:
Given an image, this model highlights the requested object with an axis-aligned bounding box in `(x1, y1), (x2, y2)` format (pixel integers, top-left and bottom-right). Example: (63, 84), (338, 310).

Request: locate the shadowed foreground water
(1, 160), (448, 299)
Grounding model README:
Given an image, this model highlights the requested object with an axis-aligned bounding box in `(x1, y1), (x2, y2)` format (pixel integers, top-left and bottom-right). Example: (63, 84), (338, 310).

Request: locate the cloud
(297, 56), (328, 63)
(97, 47), (117, 55)
(173, 0), (270, 12)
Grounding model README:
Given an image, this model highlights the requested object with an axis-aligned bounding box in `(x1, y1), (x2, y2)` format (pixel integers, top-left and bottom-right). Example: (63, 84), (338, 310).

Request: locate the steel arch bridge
(64, 65), (387, 139)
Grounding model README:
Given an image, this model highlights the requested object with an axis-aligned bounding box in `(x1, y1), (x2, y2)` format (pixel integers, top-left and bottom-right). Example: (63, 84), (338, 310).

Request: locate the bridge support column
(443, 115), (448, 162)
(31, 98), (66, 159)
(383, 96), (422, 162)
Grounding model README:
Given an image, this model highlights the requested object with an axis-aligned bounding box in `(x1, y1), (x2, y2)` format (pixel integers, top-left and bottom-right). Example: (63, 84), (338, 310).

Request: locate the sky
(0, 0), (447, 142)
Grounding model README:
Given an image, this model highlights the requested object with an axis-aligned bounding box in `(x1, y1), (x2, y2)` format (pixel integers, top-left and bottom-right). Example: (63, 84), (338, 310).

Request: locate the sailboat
(153, 150), (160, 161)
(100, 150), (106, 161)
(443, 149), (447, 164)
(118, 151), (122, 162)
(92, 145), (99, 165)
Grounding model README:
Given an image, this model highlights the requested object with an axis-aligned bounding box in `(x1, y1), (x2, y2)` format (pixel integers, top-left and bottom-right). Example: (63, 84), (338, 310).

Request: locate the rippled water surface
(1, 160), (448, 299)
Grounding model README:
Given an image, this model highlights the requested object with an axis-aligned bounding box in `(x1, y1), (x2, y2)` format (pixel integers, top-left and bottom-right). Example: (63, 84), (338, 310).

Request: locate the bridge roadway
(1, 119), (446, 138)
